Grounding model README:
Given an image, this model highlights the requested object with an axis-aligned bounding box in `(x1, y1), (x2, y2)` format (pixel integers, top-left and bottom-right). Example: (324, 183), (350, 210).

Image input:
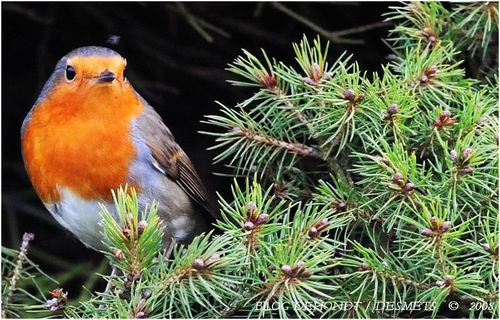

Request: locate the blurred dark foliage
(2, 2), (390, 295)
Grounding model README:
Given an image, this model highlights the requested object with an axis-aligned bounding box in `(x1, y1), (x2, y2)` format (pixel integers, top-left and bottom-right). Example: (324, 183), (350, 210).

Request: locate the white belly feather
(44, 188), (116, 250)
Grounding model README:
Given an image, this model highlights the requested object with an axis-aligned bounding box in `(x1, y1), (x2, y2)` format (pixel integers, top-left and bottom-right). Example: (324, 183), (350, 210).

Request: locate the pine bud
(420, 74), (429, 84)
(428, 35), (436, 43)
(308, 226), (318, 238)
(460, 166), (474, 175)
(403, 182), (415, 192)
(421, 228), (434, 237)
(359, 262), (370, 271)
(281, 265), (293, 276)
(313, 62), (320, 74)
(246, 201), (257, 215)
(261, 75), (277, 88)
(138, 220), (148, 234)
(434, 280), (444, 287)
(461, 147), (473, 160)
(117, 289), (130, 300)
(243, 221), (255, 231)
(256, 213), (269, 225)
(480, 243), (491, 251)
(192, 258), (205, 270)
(336, 202), (347, 212)
(430, 216), (438, 229)
(392, 172), (404, 184)
(343, 89), (356, 101)
(122, 227), (131, 238)
(450, 150), (457, 163)
(302, 77), (315, 85)
(440, 221), (451, 232)
(443, 275), (453, 286)
(357, 93), (365, 102)
(387, 103), (398, 115)
(477, 117), (486, 125)
(135, 311), (146, 318)
(114, 248), (124, 260)
(318, 218), (329, 228)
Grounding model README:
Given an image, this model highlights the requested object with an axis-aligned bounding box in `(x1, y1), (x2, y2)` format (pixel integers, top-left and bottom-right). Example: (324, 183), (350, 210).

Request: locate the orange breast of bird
(22, 81), (143, 203)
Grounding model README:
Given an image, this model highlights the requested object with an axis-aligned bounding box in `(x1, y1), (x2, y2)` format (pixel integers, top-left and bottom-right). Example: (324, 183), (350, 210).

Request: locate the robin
(21, 46), (216, 250)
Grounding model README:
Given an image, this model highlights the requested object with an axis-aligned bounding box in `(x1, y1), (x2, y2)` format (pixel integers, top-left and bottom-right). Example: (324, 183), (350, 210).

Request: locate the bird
(21, 46), (216, 251)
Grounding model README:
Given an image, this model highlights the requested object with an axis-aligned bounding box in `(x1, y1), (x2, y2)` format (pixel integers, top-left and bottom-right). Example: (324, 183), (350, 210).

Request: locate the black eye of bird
(65, 65), (76, 81)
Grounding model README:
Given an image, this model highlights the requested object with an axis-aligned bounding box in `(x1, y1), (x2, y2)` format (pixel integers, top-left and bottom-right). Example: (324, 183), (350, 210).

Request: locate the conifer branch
(233, 126), (323, 160)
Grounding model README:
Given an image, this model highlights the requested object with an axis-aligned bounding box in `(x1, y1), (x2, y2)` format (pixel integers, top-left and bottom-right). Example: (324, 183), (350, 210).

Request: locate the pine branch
(3, 233), (35, 318)
(233, 126), (323, 160)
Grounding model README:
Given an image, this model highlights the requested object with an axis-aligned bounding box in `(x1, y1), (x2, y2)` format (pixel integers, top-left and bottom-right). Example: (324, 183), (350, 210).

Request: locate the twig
(165, 3), (230, 43)
(272, 3), (391, 45)
(235, 127), (324, 160)
(3, 233), (35, 318)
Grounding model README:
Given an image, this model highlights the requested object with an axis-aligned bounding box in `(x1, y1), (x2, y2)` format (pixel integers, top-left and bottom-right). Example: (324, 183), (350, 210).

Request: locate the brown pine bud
(192, 258), (205, 270)
(357, 93), (365, 102)
(246, 201), (257, 214)
(114, 248), (124, 260)
(281, 265), (293, 276)
(440, 111), (451, 119)
(421, 228), (434, 237)
(480, 242), (491, 251)
(359, 262), (370, 271)
(118, 289), (131, 300)
(435, 280), (444, 287)
(138, 220), (148, 234)
(450, 150), (457, 163)
(420, 74), (429, 84)
(343, 89), (355, 101)
(403, 182), (415, 192)
(461, 147), (473, 161)
(261, 75), (277, 88)
(337, 202), (347, 212)
(430, 217), (438, 229)
(317, 218), (329, 228)
(122, 227), (131, 238)
(256, 213), (269, 225)
(308, 226), (318, 238)
(302, 77), (315, 85)
(460, 166), (474, 175)
(443, 275), (453, 286)
(440, 221), (451, 232)
(243, 221), (255, 231)
(387, 103), (399, 115)
(392, 173), (404, 186)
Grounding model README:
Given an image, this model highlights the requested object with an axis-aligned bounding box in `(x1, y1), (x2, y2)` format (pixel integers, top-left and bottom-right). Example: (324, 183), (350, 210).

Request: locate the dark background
(2, 2), (391, 294)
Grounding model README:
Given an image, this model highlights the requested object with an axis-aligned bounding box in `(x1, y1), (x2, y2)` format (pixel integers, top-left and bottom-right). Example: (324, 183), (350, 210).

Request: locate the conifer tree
(2, 2), (498, 319)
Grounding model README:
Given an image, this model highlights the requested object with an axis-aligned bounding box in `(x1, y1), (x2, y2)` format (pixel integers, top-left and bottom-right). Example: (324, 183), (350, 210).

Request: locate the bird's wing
(134, 102), (217, 218)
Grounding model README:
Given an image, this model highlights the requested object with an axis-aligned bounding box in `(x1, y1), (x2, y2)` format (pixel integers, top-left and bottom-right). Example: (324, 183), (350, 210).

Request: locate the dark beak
(97, 70), (116, 83)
